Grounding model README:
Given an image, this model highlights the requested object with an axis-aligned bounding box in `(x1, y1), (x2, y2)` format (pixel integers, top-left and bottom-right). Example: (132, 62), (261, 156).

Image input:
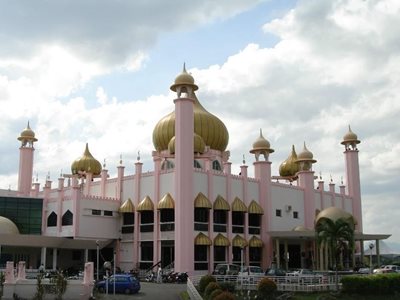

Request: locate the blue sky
(0, 0), (399, 250)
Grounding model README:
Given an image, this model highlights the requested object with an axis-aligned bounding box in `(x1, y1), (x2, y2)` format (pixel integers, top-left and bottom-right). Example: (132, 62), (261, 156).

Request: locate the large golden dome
(279, 145), (299, 177)
(71, 143), (102, 175)
(18, 122), (38, 142)
(315, 207), (357, 226)
(153, 93), (229, 152)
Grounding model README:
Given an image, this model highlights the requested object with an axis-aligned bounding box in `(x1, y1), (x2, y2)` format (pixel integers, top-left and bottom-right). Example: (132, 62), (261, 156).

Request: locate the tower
(341, 125), (362, 231)
(17, 122), (37, 196)
(171, 64), (196, 272)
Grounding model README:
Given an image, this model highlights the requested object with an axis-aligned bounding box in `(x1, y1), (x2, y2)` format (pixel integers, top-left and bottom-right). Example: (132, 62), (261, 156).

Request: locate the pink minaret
(250, 129), (274, 269)
(341, 125), (362, 231)
(296, 142), (317, 230)
(171, 64), (197, 273)
(17, 122), (37, 196)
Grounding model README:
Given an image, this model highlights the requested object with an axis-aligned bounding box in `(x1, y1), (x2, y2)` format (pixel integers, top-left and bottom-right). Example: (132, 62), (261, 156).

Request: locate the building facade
(0, 67), (389, 274)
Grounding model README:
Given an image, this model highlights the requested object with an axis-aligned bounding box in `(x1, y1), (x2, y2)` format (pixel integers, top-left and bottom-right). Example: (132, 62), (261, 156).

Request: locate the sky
(0, 0), (399, 249)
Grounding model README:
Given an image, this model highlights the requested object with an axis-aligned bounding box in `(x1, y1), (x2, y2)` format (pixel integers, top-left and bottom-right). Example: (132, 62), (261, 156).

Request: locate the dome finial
(242, 154), (246, 165)
(119, 154), (123, 165)
(183, 62), (187, 73)
(137, 150), (141, 161)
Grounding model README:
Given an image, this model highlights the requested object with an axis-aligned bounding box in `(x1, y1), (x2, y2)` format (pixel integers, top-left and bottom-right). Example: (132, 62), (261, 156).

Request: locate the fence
(189, 274), (342, 293)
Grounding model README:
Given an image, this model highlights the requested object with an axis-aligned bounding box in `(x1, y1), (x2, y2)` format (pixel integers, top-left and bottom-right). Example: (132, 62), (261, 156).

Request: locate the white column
(41, 247), (47, 269)
(85, 249), (89, 263)
(52, 248), (57, 270)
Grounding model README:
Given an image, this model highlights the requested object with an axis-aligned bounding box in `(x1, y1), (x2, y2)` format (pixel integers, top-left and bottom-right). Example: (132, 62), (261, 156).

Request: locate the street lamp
(369, 243), (374, 274)
(240, 246), (244, 291)
(96, 240), (100, 281)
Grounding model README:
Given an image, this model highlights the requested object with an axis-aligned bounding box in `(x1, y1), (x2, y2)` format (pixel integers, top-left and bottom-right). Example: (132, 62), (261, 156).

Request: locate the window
(161, 160), (175, 170)
(104, 210), (113, 216)
(213, 210), (227, 224)
(92, 209), (101, 215)
(194, 245), (208, 270)
(62, 210), (73, 226)
(212, 160), (222, 171)
(276, 209), (282, 217)
(47, 212), (57, 227)
(140, 241), (153, 261)
(194, 208), (208, 223)
(160, 209), (174, 231)
(140, 211), (154, 232)
(194, 160), (202, 169)
(123, 213), (134, 225)
(293, 211), (299, 219)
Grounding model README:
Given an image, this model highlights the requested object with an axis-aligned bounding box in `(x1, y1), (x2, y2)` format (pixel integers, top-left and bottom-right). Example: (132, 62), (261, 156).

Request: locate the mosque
(0, 66), (390, 275)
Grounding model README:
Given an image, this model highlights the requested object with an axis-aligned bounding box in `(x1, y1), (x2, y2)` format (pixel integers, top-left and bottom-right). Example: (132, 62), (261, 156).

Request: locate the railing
(189, 274), (342, 293)
(187, 277), (203, 300)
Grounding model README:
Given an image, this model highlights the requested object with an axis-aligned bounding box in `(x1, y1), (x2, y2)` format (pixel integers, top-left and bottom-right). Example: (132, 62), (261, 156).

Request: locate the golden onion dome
(168, 133), (206, 154)
(18, 122), (38, 142)
(250, 129), (274, 154)
(153, 93), (229, 152)
(71, 143), (102, 175)
(279, 145), (299, 177)
(0, 216), (19, 234)
(341, 125), (360, 145)
(170, 63), (198, 92)
(315, 206), (357, 226)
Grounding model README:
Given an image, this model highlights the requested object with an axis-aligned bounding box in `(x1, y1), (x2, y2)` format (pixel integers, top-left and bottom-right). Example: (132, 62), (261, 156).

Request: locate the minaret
(250, 129), (274, 269)
(17, 122), (37, 196)
(171, 64), (197, 273)
(341, 125), (362, 231)
(296, 142), (317, 230)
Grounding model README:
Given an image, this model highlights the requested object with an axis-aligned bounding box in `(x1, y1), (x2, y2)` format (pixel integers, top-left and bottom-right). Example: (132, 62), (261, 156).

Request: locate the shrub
(209, 288), (223, 300)
(257, 277), (277, 300)
(198, 275), (217, 294)
(218, 281), (236, 293)
(341, 273), (400, 295)
(213, 291), (236, 300)
(204, 282), (221, 299)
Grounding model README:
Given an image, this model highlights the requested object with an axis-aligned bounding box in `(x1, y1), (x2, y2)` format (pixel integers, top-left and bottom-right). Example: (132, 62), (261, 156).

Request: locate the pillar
(298, 171), (315, 230)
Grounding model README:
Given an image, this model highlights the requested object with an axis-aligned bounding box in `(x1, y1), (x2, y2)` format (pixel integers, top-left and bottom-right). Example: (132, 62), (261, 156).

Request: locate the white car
(383, 265), (400, 273)
(237, 266), (264, 283)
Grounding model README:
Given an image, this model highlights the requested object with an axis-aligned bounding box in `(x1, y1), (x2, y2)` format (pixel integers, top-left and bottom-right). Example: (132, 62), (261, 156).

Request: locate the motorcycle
(176, 272), (188, 283)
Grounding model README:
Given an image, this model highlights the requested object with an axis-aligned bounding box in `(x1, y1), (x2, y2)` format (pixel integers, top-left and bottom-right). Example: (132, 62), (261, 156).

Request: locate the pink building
(0, 66), (390, 275)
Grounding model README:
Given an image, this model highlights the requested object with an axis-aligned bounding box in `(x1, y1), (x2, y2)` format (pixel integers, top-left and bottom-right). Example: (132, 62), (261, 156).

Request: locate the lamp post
(240, 246), (244, 291)
(113, 251), (116, 295)
(96, 240), (99, 281)
(369, 243), (374, 274)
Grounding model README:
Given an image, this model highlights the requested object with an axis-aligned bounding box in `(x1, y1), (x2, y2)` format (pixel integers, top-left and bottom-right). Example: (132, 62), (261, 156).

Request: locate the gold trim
(232, 197), (247, 212)
(248, 200), (263, 214)
(213, 195), (230, 211)
(249, 236), (263, 248)
(194, 192), (212, 209)
(119, 198), (134, 213)
(137, 196), (154, 212)
(232, 235), (248, 247)
(158, 193), (175, 210)
(195, 232), (212, 245)
(214, 233), (230, 246)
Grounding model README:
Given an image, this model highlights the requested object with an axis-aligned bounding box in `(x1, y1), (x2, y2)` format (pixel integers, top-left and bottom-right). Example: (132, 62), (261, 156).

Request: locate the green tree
(316, 217), (355, 289)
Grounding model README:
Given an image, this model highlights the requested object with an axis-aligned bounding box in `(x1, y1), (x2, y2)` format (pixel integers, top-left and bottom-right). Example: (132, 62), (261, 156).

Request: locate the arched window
(212, 160), (221, 171)
(62, 210), (73, 226)
(194, 160), (202, 169)
(161, 160), (175, 170)
(47, 212), (57, 227)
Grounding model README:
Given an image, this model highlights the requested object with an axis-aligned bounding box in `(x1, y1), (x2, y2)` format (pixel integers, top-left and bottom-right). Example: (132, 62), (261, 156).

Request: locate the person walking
(157, 266), (162, 283)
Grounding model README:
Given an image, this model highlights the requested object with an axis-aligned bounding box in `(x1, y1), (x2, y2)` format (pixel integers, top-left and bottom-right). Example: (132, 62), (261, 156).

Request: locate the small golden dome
(279, 145), (299, 177)
(18, 122), (38, 142)
(341, 125), (360, 145)
(71, 143), (102, 175)
(315, 206), (357, 226)
(153, 93), (229, 152)
(297, 142), (315, 161)
(170, 64), (198, 92)
(250, 129), (274, 154)
(0, 216), (19, 234)
(168, 133), (206, 154)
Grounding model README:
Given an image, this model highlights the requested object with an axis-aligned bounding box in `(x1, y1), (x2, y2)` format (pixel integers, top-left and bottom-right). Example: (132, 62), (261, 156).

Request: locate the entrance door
(161, 240), (174, 268)
(288, 244), (301, 269)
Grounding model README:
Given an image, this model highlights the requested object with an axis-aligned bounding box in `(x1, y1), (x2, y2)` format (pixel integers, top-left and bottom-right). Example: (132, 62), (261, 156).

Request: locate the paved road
(98, 282), (187, 300)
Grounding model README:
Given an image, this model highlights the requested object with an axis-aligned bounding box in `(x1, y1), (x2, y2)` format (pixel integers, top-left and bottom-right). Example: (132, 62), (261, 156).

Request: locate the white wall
(160, 172), (174, 200)
(230, 177), (243, 202)
(193, 172), (208, 197)
(270, 184), (305, 231)
(212, 175), (226, 200)
(140, 175), (154, 201)
(122, 177), (134, 201)
(248, 181), (259, 204)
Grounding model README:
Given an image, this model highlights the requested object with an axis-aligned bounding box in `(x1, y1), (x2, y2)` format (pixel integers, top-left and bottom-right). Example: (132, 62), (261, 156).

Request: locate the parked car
(265, 268), (287, 277)
(373, 268), (396, 274)
(357, 267), (371, 274)
(382, 265), (400, 273)
(286, 269), (323, 284)
(96, 274), (140, 294)
(237, 266), (264, 283)
(212, 263), (240, 275)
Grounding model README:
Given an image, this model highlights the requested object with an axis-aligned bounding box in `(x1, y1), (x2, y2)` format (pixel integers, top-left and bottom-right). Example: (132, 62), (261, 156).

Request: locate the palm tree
(315, 217), (355, 290)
